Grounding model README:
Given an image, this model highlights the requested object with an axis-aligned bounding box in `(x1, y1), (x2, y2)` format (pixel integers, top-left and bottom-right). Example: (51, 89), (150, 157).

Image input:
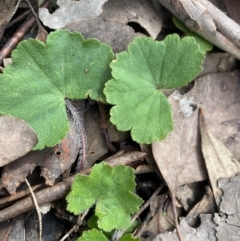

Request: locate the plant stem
(65, 99), (87, 171)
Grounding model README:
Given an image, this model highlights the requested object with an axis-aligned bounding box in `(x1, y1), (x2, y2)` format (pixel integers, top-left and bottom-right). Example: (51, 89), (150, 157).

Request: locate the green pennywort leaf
(0, 29), (113, 149)
(77, 229), (108, 241)
(104, 34), (204, 144)
(77, 229), (140, 241)
(66, 162), (143, 232)
(119, 234), (140, 241)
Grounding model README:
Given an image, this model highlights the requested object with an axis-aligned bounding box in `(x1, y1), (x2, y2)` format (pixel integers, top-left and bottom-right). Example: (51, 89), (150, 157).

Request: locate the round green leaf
(104, 34), (204, 144)
(77, 229), (108, 241)
(0, 29), (113, 149)
(66, 162), (143, 232)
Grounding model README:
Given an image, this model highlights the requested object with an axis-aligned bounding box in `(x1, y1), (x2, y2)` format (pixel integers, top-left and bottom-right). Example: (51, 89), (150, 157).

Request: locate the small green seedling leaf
(77, 229), (140, 241)
(66, 162), (143, 232)
(0, 29), (113, 149)
(104, 34), (204, 144)
(77, 229), (108, 241)
(87, 214), (139, 239)
(119, 234), (140, 241)
(173, 16), (213, 54)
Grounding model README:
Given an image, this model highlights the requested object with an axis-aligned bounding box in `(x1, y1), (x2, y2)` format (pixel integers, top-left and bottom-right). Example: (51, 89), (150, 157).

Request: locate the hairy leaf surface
(0, 29), (113, 149)
(66, 162), (143, 232)
(104, 34), (204, 143)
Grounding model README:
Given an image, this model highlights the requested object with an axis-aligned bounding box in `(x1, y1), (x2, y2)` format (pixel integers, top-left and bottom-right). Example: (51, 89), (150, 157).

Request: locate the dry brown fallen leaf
(0, 115), (38, 167)
(39, 0), (108, 29)
(0, 112), (82, 193)
(176, 183), (205, 213)
(152, 91), (207, 241)
(0, 150), (46, 194)
(152, 71), (240, 195)
(200, 109), (240, 206)
(190, 71), (240, 160)
(197, 53), (237, 78)
(153, 175), (240, 240)
(100, 0), (162, 39)
(0, 0), (20, 39)
(185, 186), (216, 227)
(152, 91), (207, 195)
(142, 194), (182, 239)
(64, 18), (137, 53)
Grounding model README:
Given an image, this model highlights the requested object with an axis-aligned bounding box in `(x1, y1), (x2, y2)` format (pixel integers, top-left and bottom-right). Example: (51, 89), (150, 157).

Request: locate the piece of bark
(214, 174), (240, 241)
(152, 214), (217, 241)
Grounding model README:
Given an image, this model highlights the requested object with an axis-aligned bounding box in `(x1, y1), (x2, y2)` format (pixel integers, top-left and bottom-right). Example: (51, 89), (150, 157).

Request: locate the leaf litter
(0, 116), (38, 167)
(151, 72), (240, 240)
(1, 1), (240, 240)
(39, 0), (108, 29)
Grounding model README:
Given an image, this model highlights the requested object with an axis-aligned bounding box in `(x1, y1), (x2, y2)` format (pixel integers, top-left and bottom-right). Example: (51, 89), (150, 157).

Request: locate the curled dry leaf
(199, 110), (240, 206)
(1, 104), (84, 192)
(40, 115), (81, 186)
(143, 194), (182, 238)
(100, 0), (162, 38)
(0, 116), (38, 167)
(176, 183), (205, 213)
(0, 150), (47, 194)
(185, 186), (216, 227)
(64, 18), (136, 53)
(39, 0), (108, 29)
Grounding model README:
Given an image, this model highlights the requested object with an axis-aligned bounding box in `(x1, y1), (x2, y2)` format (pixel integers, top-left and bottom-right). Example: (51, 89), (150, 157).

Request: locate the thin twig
(0, 0), (50, 65)
(157, 0), (240, 60)
(112, 184), (164, 241)
(0, 151), (146, 222)
(60, 209), (89, 241)
(6, 9), (32, 29)
(0, 184), (42, 205)
(23, 0), (42, 29)
(25, 178), (42, 241)
(171, 191), (184, 241)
